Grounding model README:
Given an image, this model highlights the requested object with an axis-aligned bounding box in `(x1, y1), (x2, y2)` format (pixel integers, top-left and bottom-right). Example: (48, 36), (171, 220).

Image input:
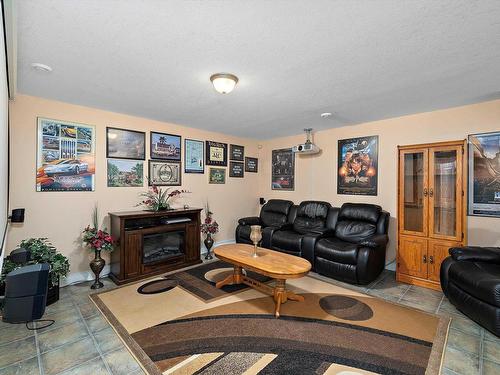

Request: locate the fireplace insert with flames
(142, 231), (185, 265)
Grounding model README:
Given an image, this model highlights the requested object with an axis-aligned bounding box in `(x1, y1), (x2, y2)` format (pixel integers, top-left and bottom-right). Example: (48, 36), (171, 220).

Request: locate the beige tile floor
(0, 269), (499, 375)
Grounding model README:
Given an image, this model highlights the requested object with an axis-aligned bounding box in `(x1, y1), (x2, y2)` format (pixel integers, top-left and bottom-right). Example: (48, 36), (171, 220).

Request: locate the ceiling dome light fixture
(210, 73), (238, 94)
(31, 63), (53, 72)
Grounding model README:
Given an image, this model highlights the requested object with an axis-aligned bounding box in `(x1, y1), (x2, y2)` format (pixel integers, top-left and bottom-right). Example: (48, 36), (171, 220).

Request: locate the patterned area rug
(91, 262), (449, 375)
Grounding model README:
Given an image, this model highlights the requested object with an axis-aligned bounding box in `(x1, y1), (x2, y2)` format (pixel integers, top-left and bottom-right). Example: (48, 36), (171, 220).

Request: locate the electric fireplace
(142, 231), (185, 265)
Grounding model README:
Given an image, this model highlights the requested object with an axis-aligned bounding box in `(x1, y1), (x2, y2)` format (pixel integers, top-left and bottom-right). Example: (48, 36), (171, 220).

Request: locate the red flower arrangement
(201, 210), (219, 235)
(83, 227), (114, 252)
(138, 183), (189, 211)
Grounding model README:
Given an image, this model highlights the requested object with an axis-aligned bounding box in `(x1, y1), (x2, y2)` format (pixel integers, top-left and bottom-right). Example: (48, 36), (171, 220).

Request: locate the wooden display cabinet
(397, 140), (467, 290)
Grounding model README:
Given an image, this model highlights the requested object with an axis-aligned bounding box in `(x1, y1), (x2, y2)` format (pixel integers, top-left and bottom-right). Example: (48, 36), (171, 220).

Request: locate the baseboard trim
(62, 239), (237, 286)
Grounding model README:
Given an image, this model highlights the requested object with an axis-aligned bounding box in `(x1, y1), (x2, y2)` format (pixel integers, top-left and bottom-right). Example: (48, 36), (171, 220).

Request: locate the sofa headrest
(338, 203), (381, 224)
(262, 199), (293, 215)
(297, 201), (331, 219)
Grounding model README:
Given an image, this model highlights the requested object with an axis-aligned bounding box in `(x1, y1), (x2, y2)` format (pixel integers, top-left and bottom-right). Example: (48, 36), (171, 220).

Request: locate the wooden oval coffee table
(214, 243), (311, 318)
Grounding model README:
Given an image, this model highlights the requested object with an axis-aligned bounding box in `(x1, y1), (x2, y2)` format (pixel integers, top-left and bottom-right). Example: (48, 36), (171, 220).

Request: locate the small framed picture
(208, 167), (226, 184)
(148, 160), (181, 186)
(245, 157), (258, 173)
(185, 139), (204, 173)
(230, 144), (244, 161)
(106, 127), (145, 160)
(229, 161), (244, 178)
(150, 132), (181, 161)
(206, 141), (228, 166)
(107, 159), (144, 187)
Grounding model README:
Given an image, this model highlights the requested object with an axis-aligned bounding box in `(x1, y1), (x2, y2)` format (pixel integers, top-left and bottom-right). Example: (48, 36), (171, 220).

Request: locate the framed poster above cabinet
(229, 144), (244, 161)
(106, 127), (145, 160)
(396, 140), (467, 291)
(185, 139), (204, 173)
(150, 132), (181, 161)
(148, 160), (181, 186)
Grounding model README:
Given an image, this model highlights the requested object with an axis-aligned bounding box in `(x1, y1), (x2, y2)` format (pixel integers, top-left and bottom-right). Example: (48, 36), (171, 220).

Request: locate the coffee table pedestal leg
(216, 266), (243, 289)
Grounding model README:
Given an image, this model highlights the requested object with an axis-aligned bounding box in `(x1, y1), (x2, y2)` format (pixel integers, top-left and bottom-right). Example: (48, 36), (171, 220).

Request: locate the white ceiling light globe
(210, 73), (238, 94)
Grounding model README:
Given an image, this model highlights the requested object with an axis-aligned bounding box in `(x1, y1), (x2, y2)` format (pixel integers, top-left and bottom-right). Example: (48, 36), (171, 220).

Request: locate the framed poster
(209, 168), (226, 184)
(36, 117), (96, 192)
(185, 139), (204, 173)
(337, 135), (378, 196)
(229, 161), (244, 177)
(106, 127), (145, 160)
(150, 132), (181, 161)
(107, 159), (143, 187)
(148, 161), (181, 186)
(271, 148), (294, 190)
(206, 141), (228, 166)
(468, 131), (500, 217)
(230, 144), (244, 161)
(245, 157), (258, 173)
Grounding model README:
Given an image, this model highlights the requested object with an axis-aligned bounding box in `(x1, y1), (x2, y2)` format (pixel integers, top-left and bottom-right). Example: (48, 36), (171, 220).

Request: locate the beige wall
(7, 95), (261, 277)
(258, 99), (500, 265)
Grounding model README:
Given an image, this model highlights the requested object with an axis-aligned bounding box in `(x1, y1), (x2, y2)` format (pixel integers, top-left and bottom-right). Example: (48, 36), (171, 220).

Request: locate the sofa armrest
(450, 246), (500, 263)
(237, 216), (261, 226)
(261, 226), (280, 248)
(359, 234), (389, 249)
(301, 233), (323, 271)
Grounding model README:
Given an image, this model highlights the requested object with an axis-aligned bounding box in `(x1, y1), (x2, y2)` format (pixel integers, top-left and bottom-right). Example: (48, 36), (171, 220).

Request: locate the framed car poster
(150, 132), (181, 161)
(106, 127), (145, 160)
(185, 139), (204, 173)
(206, 141), (228, 166)
(245, 157), (258, 173)
(208, 168), (226, 184)
(271, 148), (294, 190)
(337, 135), (378, 196)
(230, 144), (244, 161)
(468, 131), (500, 217)
(148, 161), (181, 186)
(229, 161), (244, 177)
(36, 117), (96, 192)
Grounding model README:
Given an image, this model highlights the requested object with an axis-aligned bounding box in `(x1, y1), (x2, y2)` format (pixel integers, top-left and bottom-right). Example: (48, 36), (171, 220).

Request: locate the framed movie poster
(36, 117), (96, 192)
(107, 159), (143, 187)
(271, 148), (294, 190)
(150, 132), (181, 161)
(209, 168), (226, 184)
(468, 132), (500, 217)
(230, 144), (244, 161)
(206, 141), (228, 166)
(185, 139), (204, 173)
(229, 161), (244, 177)
(245, 157), (258, 173)
(337, 135), (378, 196)
(148, 161), (181, 186)
(106, 127), (145, 160)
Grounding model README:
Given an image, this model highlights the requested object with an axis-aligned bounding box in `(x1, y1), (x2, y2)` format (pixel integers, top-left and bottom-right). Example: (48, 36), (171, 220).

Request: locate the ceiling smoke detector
(320, 112), (333, 118)
(31, 63), (53, 72)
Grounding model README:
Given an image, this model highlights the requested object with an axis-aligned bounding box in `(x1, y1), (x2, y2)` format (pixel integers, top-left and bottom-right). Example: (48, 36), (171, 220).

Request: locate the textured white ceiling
(16, 0), (500, 139)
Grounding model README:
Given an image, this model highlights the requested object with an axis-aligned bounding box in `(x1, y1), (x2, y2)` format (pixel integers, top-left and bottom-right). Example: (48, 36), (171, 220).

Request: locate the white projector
(292, 128), (321, 154)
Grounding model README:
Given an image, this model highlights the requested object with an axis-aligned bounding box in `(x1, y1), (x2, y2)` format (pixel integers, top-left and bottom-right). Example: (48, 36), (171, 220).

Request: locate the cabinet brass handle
(429, 188), (434, 198)
(429, 256), (434, 264)
(423, 255), (427, 263)
(423, 188), (428, 197)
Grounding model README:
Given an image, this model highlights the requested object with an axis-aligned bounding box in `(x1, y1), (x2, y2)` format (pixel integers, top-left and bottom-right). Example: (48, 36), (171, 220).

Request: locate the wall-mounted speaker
(9, 208), (25, 223)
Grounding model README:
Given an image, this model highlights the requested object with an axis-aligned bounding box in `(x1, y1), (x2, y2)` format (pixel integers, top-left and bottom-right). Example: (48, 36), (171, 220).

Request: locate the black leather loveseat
(441, 246), (500, 336)
(314, 203), (389, 284)
(236, 201), (390, 285)
(235, 199), (294, 245)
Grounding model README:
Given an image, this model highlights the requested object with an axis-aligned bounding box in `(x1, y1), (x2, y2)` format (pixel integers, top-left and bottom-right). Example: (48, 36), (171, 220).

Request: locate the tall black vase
(204, 233), (214, 260)
(90, 250), (105, 289)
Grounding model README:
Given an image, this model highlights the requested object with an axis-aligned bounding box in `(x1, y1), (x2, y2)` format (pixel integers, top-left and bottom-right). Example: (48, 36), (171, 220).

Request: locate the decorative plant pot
(90, 250), (105, 289)
(204, 233), (214, 260)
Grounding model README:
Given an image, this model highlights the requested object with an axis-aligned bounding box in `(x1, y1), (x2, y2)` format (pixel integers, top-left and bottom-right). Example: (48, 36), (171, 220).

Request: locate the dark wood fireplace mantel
(109, 208), (203, 285)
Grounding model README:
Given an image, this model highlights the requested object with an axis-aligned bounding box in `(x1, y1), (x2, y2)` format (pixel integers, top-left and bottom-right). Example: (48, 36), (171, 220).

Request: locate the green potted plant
(0, 238), (70, 305)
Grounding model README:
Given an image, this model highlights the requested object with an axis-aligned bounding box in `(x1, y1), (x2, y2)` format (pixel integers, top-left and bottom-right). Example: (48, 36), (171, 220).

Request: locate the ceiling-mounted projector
(292, 128), (320, 154)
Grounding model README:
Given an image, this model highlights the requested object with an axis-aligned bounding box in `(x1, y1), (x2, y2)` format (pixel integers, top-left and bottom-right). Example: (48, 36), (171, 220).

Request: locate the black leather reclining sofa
(441, 246), (500, 336)
(236, 200), (390, 284)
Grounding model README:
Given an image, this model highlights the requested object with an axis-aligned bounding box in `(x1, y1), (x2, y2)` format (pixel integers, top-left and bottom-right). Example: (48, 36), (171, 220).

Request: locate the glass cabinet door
(399, 149), (428, 236)
(428, 146), (462, 241)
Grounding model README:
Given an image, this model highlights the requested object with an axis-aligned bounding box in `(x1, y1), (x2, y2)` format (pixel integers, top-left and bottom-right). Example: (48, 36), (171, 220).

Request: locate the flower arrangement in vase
(137, 183), (188, 211)
(200, 205), (219, 260)
(82, 206), (114, 289)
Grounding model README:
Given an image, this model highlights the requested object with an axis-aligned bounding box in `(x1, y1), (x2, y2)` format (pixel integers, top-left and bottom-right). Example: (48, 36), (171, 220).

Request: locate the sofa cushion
(237, 225), (252, 241)
(338, 203), (381, 224)
(293, 201), (331, 234)
(334, 221), (377, 243)
(271, 230), (303, 253)
(315, 238), (359, 265)
(260, 199), (293, 227)
(449, 261), (500, 308)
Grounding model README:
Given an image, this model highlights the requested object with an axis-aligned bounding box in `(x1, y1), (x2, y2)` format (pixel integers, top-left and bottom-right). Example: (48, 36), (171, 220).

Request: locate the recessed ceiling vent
(292, 128), (320, 154)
